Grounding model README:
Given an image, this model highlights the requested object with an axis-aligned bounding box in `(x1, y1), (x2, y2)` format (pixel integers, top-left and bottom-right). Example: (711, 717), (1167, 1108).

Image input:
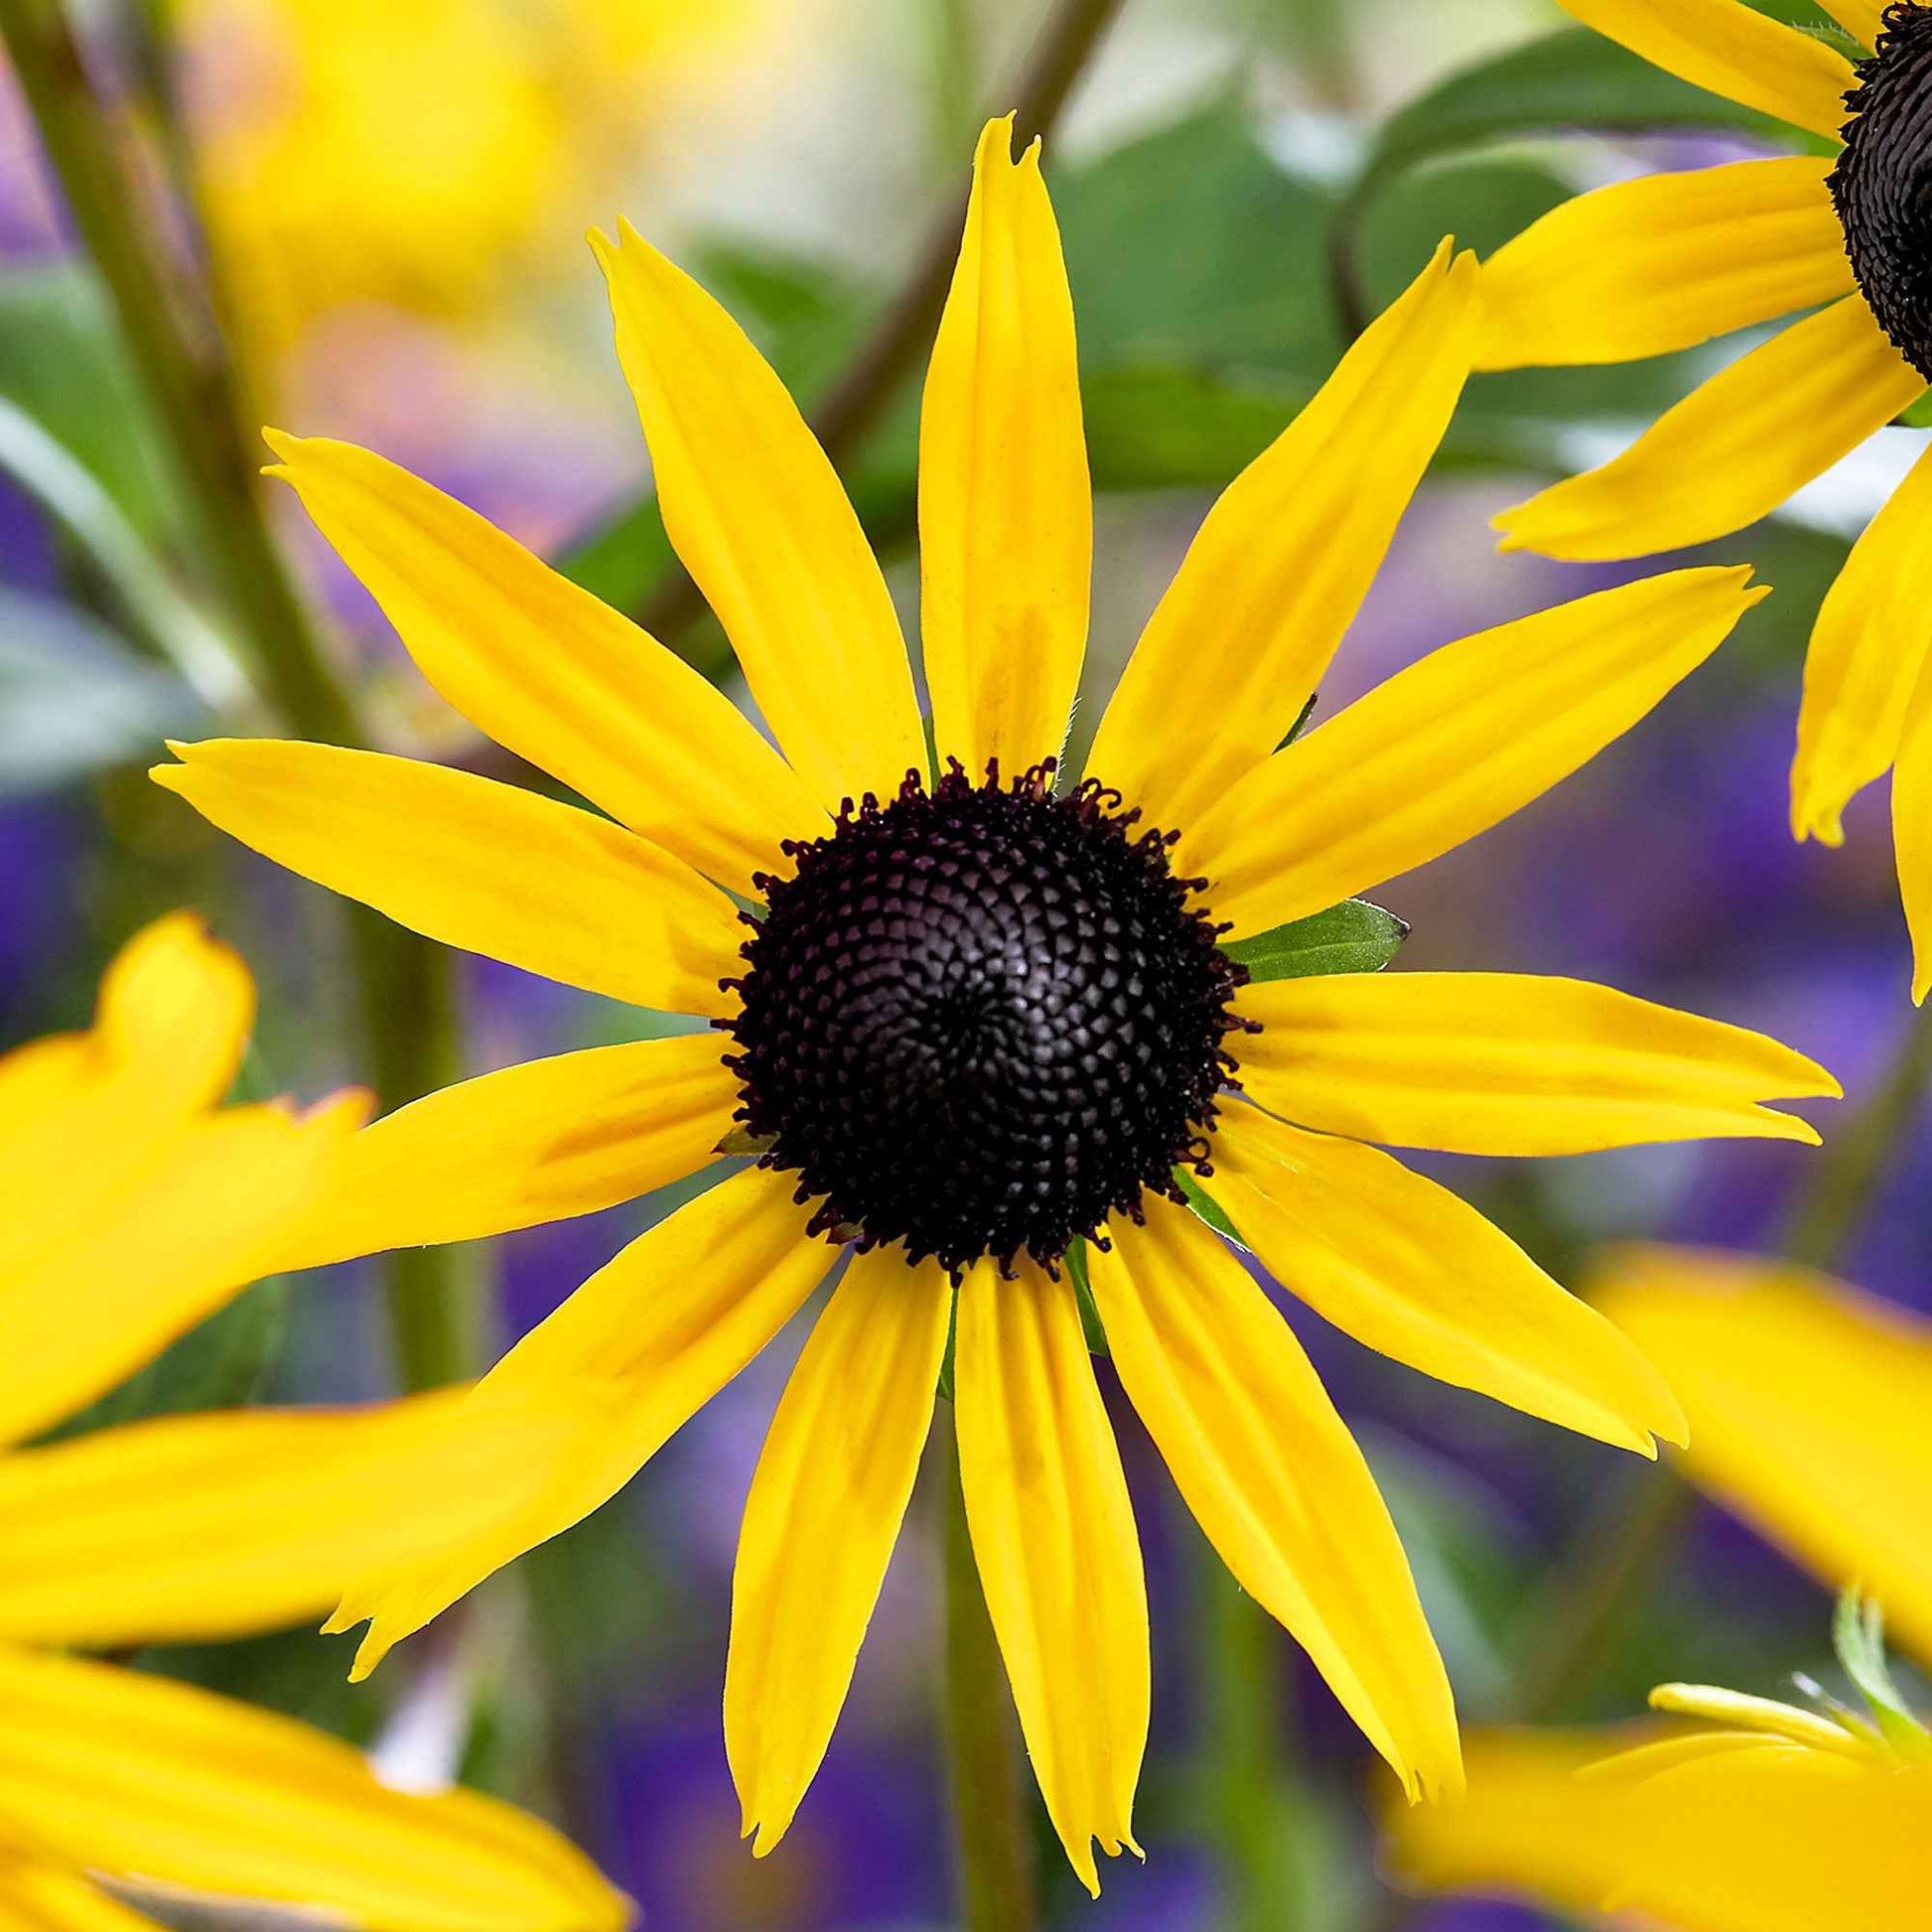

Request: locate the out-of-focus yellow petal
(1085, 243), (1479, 833)
(87, 911), (253, 1113)
(1794, 444), (1932, 845)
(1496, 299), (1926, 561)
(0, 1841), (164, 1932)
(1233, 971), (1837, 1155)
(0, 1643), (627, 1932)
(920, 117), (1089, 781)
(154, 740), (743, 1017)
(1184, 567), (1763, 937)
(954, 1255), (1147, 1895)
(278, 1035), (739, 1271)
(0, 1091), (362, 1451)
(1385, 1724), (1932, 1932)
(726, 1249), (950, 1857)
(1088, 1192), (1462, 1801)
(0, 1390), (594, 1649)
(1898, 675), (1932, 1004)
(595, 222), (924, 811)
(1591, 1243), (1932, 1664)
(1476, 157), (1852, 370)
(1213, 1108), (1685, 1455)
(265, 433), (826, 895)
(1553, 0), (1861, 137)
(330, 1166), (827, 1679)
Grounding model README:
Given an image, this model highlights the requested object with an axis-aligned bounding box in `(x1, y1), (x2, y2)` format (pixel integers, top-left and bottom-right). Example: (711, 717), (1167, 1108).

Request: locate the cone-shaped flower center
(1833, 3), (1932, 379)
(722, 762), (1251, 1275)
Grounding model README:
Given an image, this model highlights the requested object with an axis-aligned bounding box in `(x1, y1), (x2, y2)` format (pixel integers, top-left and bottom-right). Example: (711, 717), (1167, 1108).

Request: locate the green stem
(941, 1426), (1039, 1932)
(1, 0), (468, 1391)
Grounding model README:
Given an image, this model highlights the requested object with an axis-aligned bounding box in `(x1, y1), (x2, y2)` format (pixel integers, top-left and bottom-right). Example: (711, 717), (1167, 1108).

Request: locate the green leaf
(1223, 898), (1408, 983)
(1064, 1239), (1109, 1359)
(1351, 27), (1787, 207)
(1833, 1587), (1927, 1750)
(0, 589), (204, 796)
(1174, 1169), (1247, 1250)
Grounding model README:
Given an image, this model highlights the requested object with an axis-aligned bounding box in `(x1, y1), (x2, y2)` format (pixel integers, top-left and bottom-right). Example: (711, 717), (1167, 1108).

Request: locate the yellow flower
(1386, 1699), (1932, 1932)
(0, 913), (626, 1931)
(1474, 0), (1932, 993)
(1590, 1242), (1932, 1666)
(154, 117), (1839, 1892)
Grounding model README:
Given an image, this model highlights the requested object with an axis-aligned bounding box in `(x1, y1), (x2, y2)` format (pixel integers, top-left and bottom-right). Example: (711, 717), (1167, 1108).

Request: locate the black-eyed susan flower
(0, 913), (626, 1931)
(1476, 0), (1932, 992)
(1386, 1598), (1932, 1929)
(1590, 1242), (1932, 1665)
(155, 117), (1839, 1892)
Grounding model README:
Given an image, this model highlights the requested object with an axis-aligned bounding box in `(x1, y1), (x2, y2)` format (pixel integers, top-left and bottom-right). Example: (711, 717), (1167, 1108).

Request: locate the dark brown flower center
(1832, 3), (1932, 379)
(719, 762), (1251, 1276)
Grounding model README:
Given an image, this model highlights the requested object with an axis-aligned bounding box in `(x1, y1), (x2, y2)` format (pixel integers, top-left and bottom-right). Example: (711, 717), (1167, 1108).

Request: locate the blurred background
(0, 0), (1921, 1926)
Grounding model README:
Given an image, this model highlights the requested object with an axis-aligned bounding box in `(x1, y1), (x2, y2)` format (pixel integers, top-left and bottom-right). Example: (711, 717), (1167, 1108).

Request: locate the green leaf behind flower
(1223, 898), (1408, 983)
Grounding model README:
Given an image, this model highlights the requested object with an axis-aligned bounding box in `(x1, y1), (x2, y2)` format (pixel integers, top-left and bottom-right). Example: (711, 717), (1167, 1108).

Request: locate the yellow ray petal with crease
(1212, 1108), (1685, 1455)
(1792, 441), (1932, 844)
(331, 1166), (828, 1679)
(0, 1391), (601, 1649)
(1183, 567), (1762, 938)
(1591, 1243), (1932, 1664)
(1496, 298), (1926, 562)
(1476, 156), (1853, 371)
(277, 1034), (739, 1271)
(1085, 242), (1479, 833)
(1386, 1725), (1932, 1932)
(921, 117), (1089, 781)
(265, 433), (826, 896)
(1087, 1192), (1462, 1800)
(595, 222), (924, 811)
(155, 740), (743, 1017)
(1233, 972), (1837, 1155)
(0, 1644), (627, 1932)
(726, 1249), (951, 1857)
(0, 1842), (164, 1932)
(1898, 675), (1932, 1000)
(955, 1255), (1147, 1895)
(1553, 0), (1861, 138)
(0, 1088), (363, 1452)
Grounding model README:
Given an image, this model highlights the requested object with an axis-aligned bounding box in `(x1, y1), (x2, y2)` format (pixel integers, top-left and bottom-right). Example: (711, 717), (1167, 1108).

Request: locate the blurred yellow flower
(1471, 1), (1932, 994)
(182, 0), (750, 378)
(156, 117), (1839, 1891)
(0, 912), (626, 1932)
(1592, 1242), (1932, 1667)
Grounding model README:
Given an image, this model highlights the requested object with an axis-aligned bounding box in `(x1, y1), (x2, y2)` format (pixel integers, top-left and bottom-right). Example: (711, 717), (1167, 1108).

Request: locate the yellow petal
(1084, 242), (1480, 832)
(88, 911), (253, 1113)
(279, 1034), (739, 1271)
(1898, 674), (1932, 1004)
(1087, 1193), (1462, 1801)
(1818, 0), (1883, 46)
(726, 1248), (950, 1855)
(1554, 0), (1861, 138)
(331, 1165), (827, 1679)
(265, 432), (826, 896)
(0, 1391), (593, 1649)
(0, 1843), (166, 1932)
(595, 222), (924, 811)
(0, 1096), (362, 1451)
(954, 1255), (1147, 1894)
(1184, 567), (1764, 936)
(1792, 442), (1932, 844)
(1386, 1724), (1932, 1932)
(0, 1643), (626, 1932)
(1591, 1243), (1932, 1666)
(1232, 971), (1838, 1155)
(1496, 299), (1926, 562)
(920, 117), (1089, 781)
(1476, 157), (1852, 370)
(154, 740), (743, 1017)
(1212, 1108), (1686, 1455)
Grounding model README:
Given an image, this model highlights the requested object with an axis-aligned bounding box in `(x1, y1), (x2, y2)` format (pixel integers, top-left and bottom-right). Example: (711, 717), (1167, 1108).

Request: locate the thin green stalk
(941, 1427), (1039, 1932)
(0, 0), (467, 1390)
